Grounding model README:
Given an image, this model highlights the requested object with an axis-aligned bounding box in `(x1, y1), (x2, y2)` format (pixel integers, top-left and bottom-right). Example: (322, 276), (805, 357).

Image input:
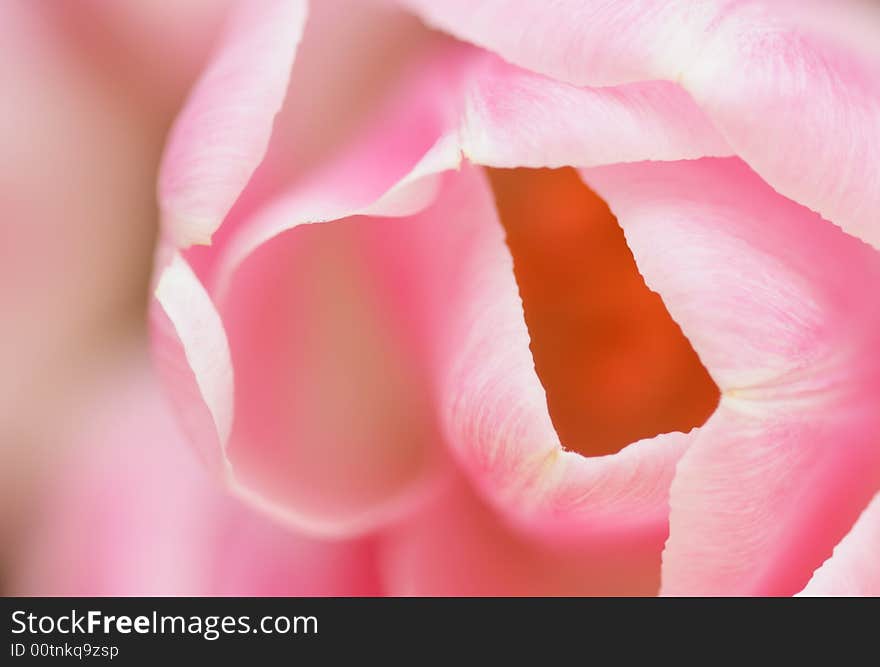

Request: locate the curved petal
(360, 164), (695, 542)
(155, 24), (729, 540)
(152, 44), (469, 538)
(582, 158), (880, 394)
(210, 45), (469, 286)
(379, 477), (664, 596)
(156, 174), (501, 538)
(158, 0), (307, 247)
(582, 158), (880, 595)
(12, 357), (380, 596)
(685, 5), (880, 249)
(178, 30), (731, 272)
(216, 213), (450, 538)
(798, 493), (880, 596)
(152, 232), (448, 538)
(238, 0), (450, 196)
(459, 55), (730, 168)
(664, 402), (880, 596)
(215, 45), (729, 285)
(398, 0), (692, 86)
(151, 248), (234, 478)
(401, 0), (880, 248)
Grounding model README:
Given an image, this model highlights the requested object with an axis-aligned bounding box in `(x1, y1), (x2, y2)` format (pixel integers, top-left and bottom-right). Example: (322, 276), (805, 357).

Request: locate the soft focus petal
(0, 0), (199, 543)
(799, 493), (880, 596)
(582, 158), (880, 595)
(402, 0), (880, 248)
(39, 0), (231, 111)
(215, 214), (449, 537)
(158, 0), (307, 246)
(152, 174), (485, 538)
(379, 477), (664, 596)
(12, 356), (380, 596)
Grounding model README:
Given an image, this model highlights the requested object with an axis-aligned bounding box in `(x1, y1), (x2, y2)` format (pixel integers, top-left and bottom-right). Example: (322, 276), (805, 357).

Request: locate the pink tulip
(144, 0), (880, 596)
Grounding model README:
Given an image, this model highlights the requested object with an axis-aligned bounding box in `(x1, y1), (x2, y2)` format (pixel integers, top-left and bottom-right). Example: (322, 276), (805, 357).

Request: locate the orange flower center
(489, 167), (719, 457)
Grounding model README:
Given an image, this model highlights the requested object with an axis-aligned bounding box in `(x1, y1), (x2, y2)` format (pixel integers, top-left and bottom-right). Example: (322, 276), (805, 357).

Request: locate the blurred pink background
(0, 0), (230, 589)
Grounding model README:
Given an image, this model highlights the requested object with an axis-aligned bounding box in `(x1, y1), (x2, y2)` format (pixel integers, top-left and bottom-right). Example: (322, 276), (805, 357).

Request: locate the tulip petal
(151, 249), (234, 479)
(401, 0), (880, 248)
(216, 45), (729, 284)
(158, 0), (307, 247)
(399, 0), (688, 86)
(798, 493), (880, 596)
(159, 156), (694, 543)
(664, 402), (880, 596)
(685, 7), (880, 249)
(216, 213), (449, 537)
(239, 0), (451, 194)
(379, 477), (665, 596)
(152, 230), (448, 537)
(152, 46), (468, 537)
(360, 164), (695, 542)
(459, 55), (730, 168)
(582, 157), (880, 595)
(582, 158), (880, 394)
(155, 34), (731, 540)
(211, 50), (466, 285)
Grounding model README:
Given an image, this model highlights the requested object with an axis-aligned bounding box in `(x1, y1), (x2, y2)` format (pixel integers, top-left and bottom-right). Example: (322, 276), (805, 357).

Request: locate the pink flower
(150, 0), (880, 595)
